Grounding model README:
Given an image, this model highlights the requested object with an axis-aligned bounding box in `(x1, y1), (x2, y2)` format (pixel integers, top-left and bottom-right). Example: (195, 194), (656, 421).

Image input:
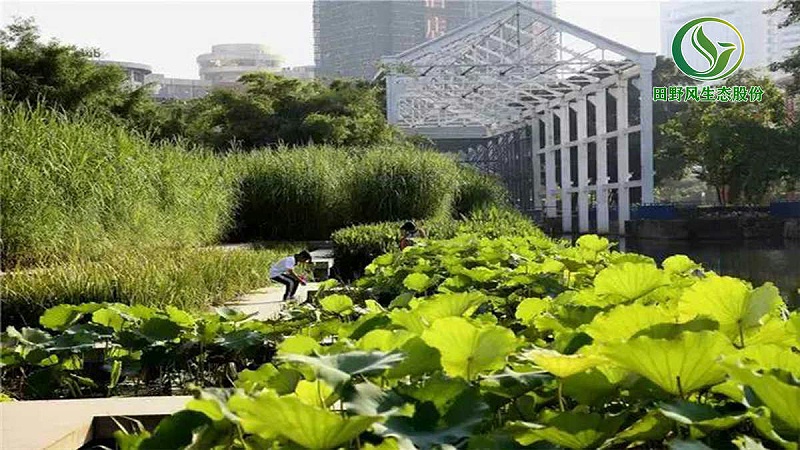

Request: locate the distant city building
(92, 60), (153, 87)
(660, 1), (800, 69)
(280, 65), (316, 80)
(145, 74), (212, 100)
(313, 0), (555, 80)
(197, 44), (284, 86)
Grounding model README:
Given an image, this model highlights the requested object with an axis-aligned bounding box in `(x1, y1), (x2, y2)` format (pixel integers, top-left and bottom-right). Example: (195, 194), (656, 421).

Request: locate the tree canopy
(661, 72), (795, 204)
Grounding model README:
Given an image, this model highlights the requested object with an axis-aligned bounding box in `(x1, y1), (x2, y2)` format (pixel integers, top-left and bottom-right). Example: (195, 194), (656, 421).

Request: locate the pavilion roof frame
(382, 2), (656, 137)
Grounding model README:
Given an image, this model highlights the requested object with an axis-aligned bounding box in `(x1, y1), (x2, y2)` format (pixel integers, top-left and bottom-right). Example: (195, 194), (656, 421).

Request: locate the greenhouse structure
(383, 2), (656, 234)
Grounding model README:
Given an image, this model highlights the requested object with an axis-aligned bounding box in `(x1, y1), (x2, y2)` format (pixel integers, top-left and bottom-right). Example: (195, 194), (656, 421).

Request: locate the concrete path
(224, 282), (321, 320)
(223, 247), (333, 320)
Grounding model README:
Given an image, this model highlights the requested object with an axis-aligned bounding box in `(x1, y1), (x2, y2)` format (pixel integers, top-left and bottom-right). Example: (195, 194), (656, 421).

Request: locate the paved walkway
(224, 282), (321, 319)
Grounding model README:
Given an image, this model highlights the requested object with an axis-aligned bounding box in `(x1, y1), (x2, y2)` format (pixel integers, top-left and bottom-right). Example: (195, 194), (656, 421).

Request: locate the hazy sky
(2, 0), (661, 79)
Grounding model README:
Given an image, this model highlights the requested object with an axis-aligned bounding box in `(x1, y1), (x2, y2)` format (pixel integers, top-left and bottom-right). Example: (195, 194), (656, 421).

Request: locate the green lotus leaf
(413, 292), (488, 324)
(421, 317), (518, 380)
(744, 317), (797, 347)
(735, 344), (800, 374)
(389, 309), (426, 334)
(524, 348), (606, 378)
(481, 368), (553, 399)
(749, 406), (799, 450)
(358, 329), (414, 352)
(562, 368), (619, 406)
(663, 255), (701, 275)
(594, 263), (669, 302)
(723, 362), (800, 432)
(404, 273), (431, 292)
(458, 266), (501, 283)
(576, 234), (611, 252)
(343, 382), (412, 418)
(92, 308), (126, 332)
(235, 363), (279, 392)
(679, 278), (784, 341)
(511, 411), (625, 449)
(374, 253), (394, 266)
(601, 331), (734, 396)
(339, 314), (392, 340)
(515, 298), (548, 325)
(387, 336), (442, 378)
(380, 377), (488, 450)
(320, 294), (355, 315)
(292, 379), (336, 408)
(659, 400), (751, 430)
(583, 302), (676, 343)
(278, 335), (321, 356)
(215, 306), (255, 322)
(280, 351), (405, 388)
(733, 435), (770, 450)
(133, 410), (211, 450)
(40, 305), (85, 331)
(138, 317), (182, 342)
(228, 390), (379, 449)
(165, 306), (195, 328)
(609, 411), (672, 445)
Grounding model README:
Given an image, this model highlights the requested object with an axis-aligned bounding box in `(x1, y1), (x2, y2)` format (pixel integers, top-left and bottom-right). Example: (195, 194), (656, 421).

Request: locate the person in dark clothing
(269, 250), (312, 301)
(399, 221), (426, 250)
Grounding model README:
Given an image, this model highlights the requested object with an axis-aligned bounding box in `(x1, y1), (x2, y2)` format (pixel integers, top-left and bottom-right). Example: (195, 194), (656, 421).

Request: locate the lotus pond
(1, 233), (798, 449)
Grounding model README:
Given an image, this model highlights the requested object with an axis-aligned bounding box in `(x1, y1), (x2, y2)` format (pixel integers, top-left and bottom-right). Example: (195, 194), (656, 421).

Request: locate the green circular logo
(671, 17), (745, 81)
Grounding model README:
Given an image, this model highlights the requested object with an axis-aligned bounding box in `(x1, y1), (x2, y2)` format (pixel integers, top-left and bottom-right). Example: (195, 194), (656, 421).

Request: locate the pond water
(617, 238), (800, 309)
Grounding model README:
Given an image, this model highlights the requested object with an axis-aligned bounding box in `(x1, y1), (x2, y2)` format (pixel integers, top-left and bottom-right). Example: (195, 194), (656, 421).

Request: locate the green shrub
(457, 206), (545, 239)
(346, 146), (460, 224)
(453, 166), (509, 216)
(229, 147), (353, 241)
(331, 208), (535, 280)
(1, 245), (297, 327)
(0, 104), (236, 268)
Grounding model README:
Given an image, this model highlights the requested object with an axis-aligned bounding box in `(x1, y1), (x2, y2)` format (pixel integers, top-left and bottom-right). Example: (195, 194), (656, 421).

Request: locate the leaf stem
(558, 380), (565, 411)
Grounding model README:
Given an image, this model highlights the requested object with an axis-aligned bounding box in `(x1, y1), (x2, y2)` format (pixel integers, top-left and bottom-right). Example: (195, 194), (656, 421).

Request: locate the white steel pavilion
(382, 2), (656, 234)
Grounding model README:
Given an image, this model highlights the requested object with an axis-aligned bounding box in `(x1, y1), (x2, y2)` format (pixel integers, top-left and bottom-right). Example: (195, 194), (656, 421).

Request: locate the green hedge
(1, 104), (236, 269)
(331, 207), (537, 280)
(453, 166), (509, 217)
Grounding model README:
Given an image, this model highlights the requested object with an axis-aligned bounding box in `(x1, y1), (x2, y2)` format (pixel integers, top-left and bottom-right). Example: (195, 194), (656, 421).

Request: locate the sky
(2, 0), (661, 79)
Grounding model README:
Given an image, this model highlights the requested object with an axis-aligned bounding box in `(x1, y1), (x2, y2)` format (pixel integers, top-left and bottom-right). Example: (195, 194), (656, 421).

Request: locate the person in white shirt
(269, 250), (312, 300)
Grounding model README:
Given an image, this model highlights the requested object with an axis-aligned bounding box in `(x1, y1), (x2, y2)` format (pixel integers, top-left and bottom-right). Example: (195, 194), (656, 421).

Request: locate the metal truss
(383, 2), (656, 235)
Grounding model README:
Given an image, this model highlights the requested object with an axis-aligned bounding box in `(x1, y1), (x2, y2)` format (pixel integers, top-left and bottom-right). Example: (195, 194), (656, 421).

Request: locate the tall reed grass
(1, 245), (297, 327)
(1, 104), (235, 269)
(229, 147), (353, 241)
(346, 145), (460, 224)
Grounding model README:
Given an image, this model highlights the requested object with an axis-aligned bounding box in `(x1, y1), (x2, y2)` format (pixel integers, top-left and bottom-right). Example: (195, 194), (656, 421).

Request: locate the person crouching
(269, 250), (312, 301)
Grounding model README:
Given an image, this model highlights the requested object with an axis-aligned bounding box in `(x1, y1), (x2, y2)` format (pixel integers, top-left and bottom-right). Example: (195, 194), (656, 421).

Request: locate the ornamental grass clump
(0, 104), (236, 269)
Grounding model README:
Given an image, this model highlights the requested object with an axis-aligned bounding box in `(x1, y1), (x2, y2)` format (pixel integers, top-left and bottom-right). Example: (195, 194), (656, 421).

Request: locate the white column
(386, 76), (398, 124)
(594, 89), (610, 234)
(532, 117), (543, 212)
(639, 57), (656, 204)
(576, 96), (589, 233)
(544, 110), (557, 218)
(616, 82), (630, 235)
(559, 102), (572, 233)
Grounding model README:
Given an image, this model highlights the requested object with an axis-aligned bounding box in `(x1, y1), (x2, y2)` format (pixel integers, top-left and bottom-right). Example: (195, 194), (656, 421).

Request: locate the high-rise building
(660, 1), (800, 70)
(313, 0), (555, 80)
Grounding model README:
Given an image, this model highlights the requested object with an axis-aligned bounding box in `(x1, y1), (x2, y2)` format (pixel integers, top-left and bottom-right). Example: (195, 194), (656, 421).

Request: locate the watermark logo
(672, 17), (745, 81)
(654, 17), (760, 102)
